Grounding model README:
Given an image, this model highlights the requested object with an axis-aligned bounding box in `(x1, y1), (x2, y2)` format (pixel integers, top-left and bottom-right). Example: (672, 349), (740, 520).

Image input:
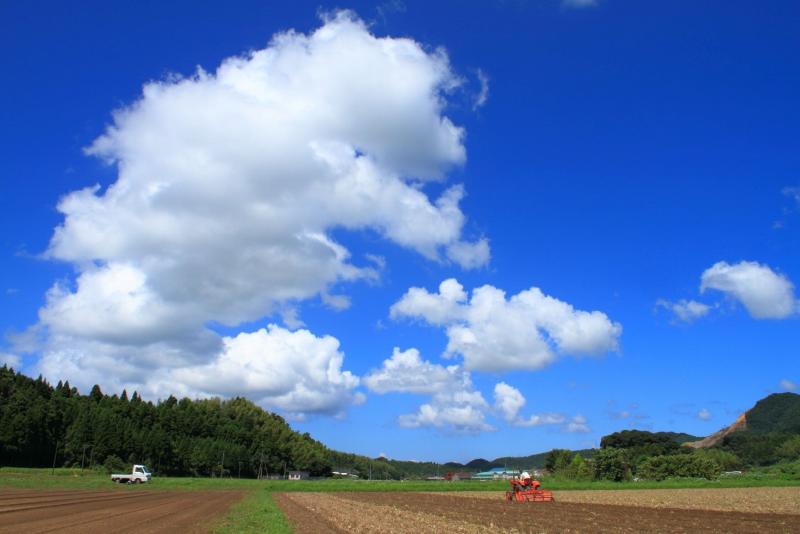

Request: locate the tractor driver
(520, 472), (532, 487)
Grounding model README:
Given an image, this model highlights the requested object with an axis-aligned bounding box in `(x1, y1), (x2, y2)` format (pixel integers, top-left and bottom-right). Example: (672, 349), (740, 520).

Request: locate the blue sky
(1, 0), (799, 463)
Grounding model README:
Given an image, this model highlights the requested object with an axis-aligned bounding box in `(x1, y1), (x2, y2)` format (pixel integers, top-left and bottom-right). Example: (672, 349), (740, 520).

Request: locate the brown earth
(450, 487), (800, 515)
(276, 491), (800, 533)
(686, 412), (748, 448)
(0, 488), (243, 533)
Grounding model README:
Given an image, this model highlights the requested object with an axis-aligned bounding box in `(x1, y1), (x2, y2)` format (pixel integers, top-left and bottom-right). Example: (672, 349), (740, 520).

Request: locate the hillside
(686, 393), (800, 449)
(0, 366), (399, 479)
(685, 414), (747, 449)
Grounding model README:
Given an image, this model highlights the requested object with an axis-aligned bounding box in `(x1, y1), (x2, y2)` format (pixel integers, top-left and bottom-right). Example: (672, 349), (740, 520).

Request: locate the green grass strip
(213, 490), (293, 534)
(2, 467), (799, 492)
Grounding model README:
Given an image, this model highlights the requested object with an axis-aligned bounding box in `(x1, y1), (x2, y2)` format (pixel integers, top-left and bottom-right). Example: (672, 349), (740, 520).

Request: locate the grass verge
(213, 490), (292, 534)
(1, 467), (799, 492)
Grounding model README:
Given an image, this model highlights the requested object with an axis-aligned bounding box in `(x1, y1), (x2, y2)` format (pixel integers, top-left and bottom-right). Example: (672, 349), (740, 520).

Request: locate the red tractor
(504, 475), (555, 503)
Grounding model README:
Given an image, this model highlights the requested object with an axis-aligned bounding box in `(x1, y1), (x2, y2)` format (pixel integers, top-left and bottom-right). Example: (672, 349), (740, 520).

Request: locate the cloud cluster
(784, 186), (800, 207)
(494, 382), (590, 432)
(562, 0), (598, 8)
(364, 347), (492, 433)
(31, 12), (488, 418)
(363, 349), (591, 433)
(697, 408), (712, 421)
(655, 299), (711, 324)
(700, 261), (798, 319)
(390, 279), (622, 372)
(660, 260), (797, 323)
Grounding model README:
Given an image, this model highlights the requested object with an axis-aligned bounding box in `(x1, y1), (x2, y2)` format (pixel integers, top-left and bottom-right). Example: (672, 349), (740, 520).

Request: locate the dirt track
(0, 489), (243, 533)
(276, 491), (800, 533)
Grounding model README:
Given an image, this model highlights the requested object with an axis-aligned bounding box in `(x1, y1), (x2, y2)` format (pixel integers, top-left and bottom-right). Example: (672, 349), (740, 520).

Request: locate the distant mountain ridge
(686, 393), (800, 449)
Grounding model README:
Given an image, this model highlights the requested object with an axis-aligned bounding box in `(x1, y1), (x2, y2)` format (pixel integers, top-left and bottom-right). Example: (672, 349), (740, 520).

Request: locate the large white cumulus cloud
(38, 325), (362, 419)
(32, 12), (488, 417)
(390, 279), (622, 372)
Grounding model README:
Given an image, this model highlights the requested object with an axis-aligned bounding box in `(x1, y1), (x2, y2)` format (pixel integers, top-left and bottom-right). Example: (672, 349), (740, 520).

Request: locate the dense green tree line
(0, 366), (333, 477)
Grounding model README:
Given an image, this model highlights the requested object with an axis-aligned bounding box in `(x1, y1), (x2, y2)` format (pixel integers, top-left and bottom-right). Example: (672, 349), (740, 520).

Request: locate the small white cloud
(784, 186), (800, 207)
(321, 293), (351, 311)
(0, 353), (21, 368)
(697, 408), (712, 421)
(780, 379), (797, 391)
(700, 261), (798, 319)
(656, 299), (711, 323)
(472, 69), (489, 111)
(493, 382), (527, 422)
(494, 382), (579, 430)
(397, 384), (493, 434)
(566, 415), (591, 433)
(562, 0), (598, 8)
(391, 279), (621, 372)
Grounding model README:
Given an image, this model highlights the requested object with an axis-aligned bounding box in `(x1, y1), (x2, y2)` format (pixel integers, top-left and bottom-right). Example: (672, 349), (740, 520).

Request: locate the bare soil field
(453, 487), (800, 515)
(276, 491), (800, 533)
(0, 488), (243, 533)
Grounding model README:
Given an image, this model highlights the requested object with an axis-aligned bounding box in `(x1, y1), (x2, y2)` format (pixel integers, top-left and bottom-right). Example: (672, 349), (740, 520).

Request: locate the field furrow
(444, 487), (800, 515)
(276, 492), (498, 533)
(0, 489), (243, 534)
(276, 491), (800, 533)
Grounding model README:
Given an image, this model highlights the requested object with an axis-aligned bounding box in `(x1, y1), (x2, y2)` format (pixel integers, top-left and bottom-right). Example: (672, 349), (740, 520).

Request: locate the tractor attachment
(504, 479), (555, 503)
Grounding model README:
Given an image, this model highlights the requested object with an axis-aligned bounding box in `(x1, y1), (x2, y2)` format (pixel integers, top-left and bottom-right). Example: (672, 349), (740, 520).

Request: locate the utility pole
(51, 440), (59, 475)
(221, 451), (225, 478)
(81, 444), (88, 471)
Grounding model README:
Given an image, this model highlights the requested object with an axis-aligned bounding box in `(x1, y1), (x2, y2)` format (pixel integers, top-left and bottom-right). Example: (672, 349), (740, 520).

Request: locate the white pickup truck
(111, 464), (152, 484)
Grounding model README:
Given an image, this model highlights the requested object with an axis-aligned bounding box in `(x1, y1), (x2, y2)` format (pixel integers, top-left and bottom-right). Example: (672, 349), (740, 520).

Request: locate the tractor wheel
(504, 491), (512, 502)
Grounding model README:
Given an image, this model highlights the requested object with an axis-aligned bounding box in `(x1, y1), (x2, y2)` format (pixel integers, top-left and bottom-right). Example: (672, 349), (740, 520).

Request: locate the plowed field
(0, 489), (243, 533)
(276, 491), (800, 533)
(454, 487), (800, 515)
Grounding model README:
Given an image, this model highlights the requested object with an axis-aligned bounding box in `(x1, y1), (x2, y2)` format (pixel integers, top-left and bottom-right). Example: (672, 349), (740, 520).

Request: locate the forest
(0, 365), (363, 477)
(2, 365), (798, 481)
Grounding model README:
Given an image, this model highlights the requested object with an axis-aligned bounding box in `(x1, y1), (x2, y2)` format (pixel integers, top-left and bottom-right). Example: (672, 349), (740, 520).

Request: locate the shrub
(693, 448), (741, 470)
(637, 454), (720, 481)
(593, 448), (631, 481)
(102, 454), (127, 474)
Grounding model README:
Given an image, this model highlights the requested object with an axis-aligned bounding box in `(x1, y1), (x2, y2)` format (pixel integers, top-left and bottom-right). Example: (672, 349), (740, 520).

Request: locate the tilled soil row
(275, 492), (497, 534)
(0, 490), (161, 514)
(444, 487), (800, 515)
(333, 492), (800, 533)
(0, 489), (243, 534)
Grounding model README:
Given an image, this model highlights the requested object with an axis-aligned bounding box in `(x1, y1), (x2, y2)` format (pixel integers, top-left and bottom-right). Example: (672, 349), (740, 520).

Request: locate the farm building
(444, 471), (473, 481)
(472, 467), (521, 480)
(287, 471), (310, 480)
(332, 467), (359, 478)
